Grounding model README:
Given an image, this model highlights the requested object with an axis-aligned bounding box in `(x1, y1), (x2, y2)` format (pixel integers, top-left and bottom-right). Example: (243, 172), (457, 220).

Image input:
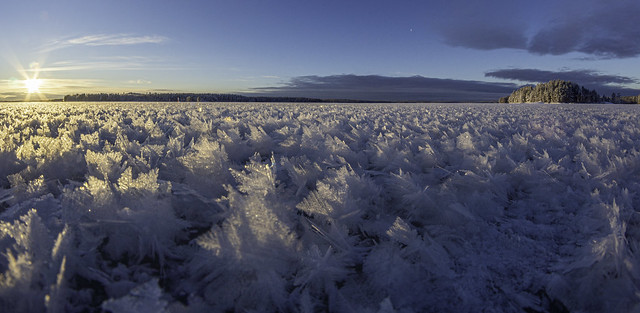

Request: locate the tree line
(619, 95), (640, 104)
(62, 92), (373, 103)
(499, 80), (640, 104)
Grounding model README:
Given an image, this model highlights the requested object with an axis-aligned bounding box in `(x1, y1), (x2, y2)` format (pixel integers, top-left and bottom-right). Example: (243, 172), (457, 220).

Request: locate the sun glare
(25, 78), (42, 93)
(8, 60), (50, 101)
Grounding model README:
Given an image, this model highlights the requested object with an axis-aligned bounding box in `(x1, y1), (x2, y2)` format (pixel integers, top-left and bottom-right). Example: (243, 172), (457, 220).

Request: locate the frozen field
(0, 102), (639, 312)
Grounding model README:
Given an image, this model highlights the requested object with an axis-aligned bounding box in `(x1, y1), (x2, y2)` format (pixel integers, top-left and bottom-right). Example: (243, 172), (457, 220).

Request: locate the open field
(1, 102), (639, 312)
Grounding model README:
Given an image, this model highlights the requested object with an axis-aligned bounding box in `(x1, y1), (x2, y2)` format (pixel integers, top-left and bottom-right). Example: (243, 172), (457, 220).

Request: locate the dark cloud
(485, 69), (638, 85)
(528, 3), (640, 58)
(485, 68), (640, 95)
(252, 75), (519, 102)
(439, 2), (640, 58)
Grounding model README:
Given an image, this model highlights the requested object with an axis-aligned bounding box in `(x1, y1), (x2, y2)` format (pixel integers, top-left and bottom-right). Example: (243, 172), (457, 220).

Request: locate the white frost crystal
(0, 102), (638, 312)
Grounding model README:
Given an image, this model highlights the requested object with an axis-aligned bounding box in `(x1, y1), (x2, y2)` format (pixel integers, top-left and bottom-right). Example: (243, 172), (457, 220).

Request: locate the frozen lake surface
(1, 102), (639, 312)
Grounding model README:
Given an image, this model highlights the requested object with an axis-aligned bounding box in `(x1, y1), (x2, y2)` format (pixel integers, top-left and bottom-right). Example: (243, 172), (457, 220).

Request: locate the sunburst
(18, 61), (49, 101)
(24, 78), (42, 94)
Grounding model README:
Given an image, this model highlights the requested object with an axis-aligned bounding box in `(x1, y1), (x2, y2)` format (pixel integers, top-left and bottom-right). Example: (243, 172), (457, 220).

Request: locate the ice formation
(0, 102), (639, 312)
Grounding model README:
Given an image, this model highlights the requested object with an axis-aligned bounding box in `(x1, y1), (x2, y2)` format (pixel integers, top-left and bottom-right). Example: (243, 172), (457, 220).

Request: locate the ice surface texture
(0, 102), (639, 312)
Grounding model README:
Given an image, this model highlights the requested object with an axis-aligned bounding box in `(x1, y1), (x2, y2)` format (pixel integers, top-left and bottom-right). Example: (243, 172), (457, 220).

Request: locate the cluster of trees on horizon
(62, 92), (374, 103)
(499, 80), (640, 104)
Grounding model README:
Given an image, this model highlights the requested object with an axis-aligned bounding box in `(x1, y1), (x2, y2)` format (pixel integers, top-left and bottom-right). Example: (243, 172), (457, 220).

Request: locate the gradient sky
(1, 0), (639, 101)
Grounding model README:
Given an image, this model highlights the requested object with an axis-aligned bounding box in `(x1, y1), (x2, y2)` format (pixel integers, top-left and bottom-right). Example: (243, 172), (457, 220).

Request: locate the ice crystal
(0, 102), (638, 312)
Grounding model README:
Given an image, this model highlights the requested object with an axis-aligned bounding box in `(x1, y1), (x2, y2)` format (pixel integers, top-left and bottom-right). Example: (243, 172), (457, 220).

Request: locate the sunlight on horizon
(6, 60), (51, 101)
(3, 57), (147, 101)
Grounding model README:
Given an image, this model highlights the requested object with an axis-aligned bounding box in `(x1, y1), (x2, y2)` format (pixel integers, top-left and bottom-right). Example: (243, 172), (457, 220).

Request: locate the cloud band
(253, 74), (518, 102)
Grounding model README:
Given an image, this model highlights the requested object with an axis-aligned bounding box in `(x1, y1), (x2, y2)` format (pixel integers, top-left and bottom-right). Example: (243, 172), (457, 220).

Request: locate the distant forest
(499, 80), (640, 104)
(62, 93), (373, 103)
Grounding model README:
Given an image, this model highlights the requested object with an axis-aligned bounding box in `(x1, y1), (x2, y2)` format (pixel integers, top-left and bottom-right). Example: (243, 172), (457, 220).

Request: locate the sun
(24, 78), (42, 93)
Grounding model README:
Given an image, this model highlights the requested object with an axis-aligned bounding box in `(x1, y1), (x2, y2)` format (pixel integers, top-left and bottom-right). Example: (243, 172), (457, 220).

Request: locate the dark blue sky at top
(1, 0), (639, 101)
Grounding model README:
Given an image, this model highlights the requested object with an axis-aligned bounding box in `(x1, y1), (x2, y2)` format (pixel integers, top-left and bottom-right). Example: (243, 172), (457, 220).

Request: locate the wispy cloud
(67, 34), (166, 46)
(2, 77), (103, 89)
(30, 62), (143, 72)
(25, 56), (183, 73)
(252, 74), (519, 102)
(42, 78), (104, 89)
(127, 79), (152, 85)
(41, 34), (168, 52)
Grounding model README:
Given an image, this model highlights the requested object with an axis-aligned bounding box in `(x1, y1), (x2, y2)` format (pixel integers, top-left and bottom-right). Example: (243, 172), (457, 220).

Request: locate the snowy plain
(0, 102), (639, 313)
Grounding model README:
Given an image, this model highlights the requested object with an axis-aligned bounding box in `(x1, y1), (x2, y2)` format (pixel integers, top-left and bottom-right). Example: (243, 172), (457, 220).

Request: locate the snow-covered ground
(0, 102), (639, 312)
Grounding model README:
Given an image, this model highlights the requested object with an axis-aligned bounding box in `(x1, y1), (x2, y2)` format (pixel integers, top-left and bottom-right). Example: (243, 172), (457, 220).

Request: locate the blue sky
(1, 0), (639, 101)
